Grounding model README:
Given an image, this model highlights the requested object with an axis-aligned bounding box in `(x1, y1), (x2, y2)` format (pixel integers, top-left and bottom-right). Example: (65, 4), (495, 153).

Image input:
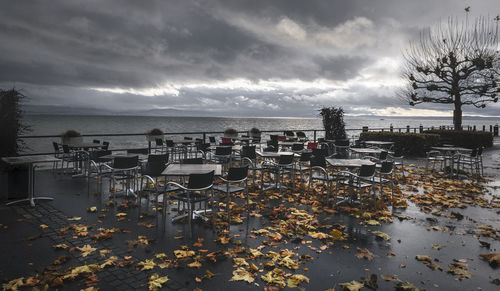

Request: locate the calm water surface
(21, 114), (499, 154)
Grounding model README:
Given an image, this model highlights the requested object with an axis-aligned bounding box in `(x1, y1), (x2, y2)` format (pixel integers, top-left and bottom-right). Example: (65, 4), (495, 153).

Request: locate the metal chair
(166, 171), (215, 236)
(291, 143), (304, 152)
(51, 142), (63, 171)
(138, 154), (169, 218)
(86, 150), (112, 194)
(261, 154), (295, 193)
(102, 156), (140, 200)
(425, 150), (445, 172)
(296, 131), (308, 141)
(457, 148), (480, 176)
(337, 164), (376, 206)
(213, 146), (232, 171)
(374, 161), (394, 203)
(307, 154), (338, 203)
(213, 166), (249, 224)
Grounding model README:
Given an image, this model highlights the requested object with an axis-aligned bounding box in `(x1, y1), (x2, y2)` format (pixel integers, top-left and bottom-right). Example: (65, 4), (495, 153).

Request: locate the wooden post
(406, 125), (410, 133)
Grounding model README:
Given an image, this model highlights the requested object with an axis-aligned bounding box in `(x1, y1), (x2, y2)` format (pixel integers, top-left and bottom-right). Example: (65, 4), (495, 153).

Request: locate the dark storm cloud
(0, 0), (499, 116)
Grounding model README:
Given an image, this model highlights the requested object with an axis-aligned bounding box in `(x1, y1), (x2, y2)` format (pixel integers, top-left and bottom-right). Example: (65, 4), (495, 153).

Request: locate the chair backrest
(379, 161), (393, 174)
(270, 135), (278, 142)
(227, 166), (249, 181)
(264, 140), (278, 152)
(296, 131), (306, 138)
(182, 158), (203, 164)
(89, 150), (111, 163)
(310, 154), (326, 168)
(165, 139), (175, 147)
(278, 135), (286, 141)
(197, 143), (211, 152)
(312, 148), (328, 157)
(62, 144), (71, 153)
(299, 152), (312, 162)
(284, 131), (294, 137)
(291, 143), (304, 151)
(52, 142), (60, 152)
(335, 139), (350, 147)
(251, 136), (261, 144)
(318, 138), (325, 143)
(278, 154), (294, 165)
(184, 137), (193, 140)
(379, 150), (388, 160)
(307, 142), (318, 149)
(187, 171), (214, 189)
(221, 137), (232, 144)
(209, 136), (216, 143)
(215, 146), (232, 156)
(242, 145), (256, 159)
(155, 138), (164, 146)
(113, 156), (138, 169)
(477, 147), (483, 156)
(102, 141), (110, 150)
(93, 139), (100, 144)
(359, 164), (376, 178)
(127, 148), (149, 155)
(147, 154), (168, 164)
(470, 148), (477, 157)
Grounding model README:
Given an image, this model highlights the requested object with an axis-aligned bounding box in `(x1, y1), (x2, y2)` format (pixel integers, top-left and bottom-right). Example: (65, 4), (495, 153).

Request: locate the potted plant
(224, 128), (238, 138)
(60, 130), (83, 145)
(146, 128), (164, 141)
(249, 127), (261, 138)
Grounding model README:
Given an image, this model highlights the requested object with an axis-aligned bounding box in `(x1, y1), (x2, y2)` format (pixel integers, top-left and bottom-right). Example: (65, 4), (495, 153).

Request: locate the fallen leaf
(148, 273), (169, 291)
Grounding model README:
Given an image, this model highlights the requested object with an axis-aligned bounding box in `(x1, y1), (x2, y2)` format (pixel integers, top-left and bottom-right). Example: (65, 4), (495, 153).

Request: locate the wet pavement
(1, 140), (500, 291)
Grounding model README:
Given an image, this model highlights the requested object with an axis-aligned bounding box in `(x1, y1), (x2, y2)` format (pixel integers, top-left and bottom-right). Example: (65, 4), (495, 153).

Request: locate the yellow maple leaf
(173, 250), (195, 259)
(261, 268), (286, 288)
(76, 244), (96, 257)
(87, 206), (97, 213)
(229, 267), (255, 283)
(287, 274), (309, 288)
(2, 277), (24, 291)
(53, 244), (69, 250)
(148, 273), (169, 291)
(137, 259), (156, 271)
(115, 213), (127, 217)
(233, 257), (248, 266)
(372, 231), (391, 240)
(40, 224), (48, 229)
(187, 261), (202, 268)
(339, 280), (364, 291)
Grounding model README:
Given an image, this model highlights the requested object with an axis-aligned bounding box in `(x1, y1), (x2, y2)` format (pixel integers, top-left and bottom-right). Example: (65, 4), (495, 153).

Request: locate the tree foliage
(319, 106), (346, 140)
(400, 16), (500, 130)
(0, 88), (30, 158)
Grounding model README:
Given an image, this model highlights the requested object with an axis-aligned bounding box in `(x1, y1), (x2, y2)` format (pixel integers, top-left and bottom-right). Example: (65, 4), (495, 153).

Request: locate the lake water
(21, 114), (499, 154)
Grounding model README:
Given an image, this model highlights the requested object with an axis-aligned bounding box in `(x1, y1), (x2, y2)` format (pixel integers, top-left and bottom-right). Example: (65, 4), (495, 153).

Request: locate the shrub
(423, 130), (493, 148)
(319, 106), (346, 140)
(360, 131), (440, 157)
(61, 130), (81, 138)
(224, 128), (238, 137)
(250, 127), (261, 136)
(146, 128), (164, 136)
(0, 88), (29, 158)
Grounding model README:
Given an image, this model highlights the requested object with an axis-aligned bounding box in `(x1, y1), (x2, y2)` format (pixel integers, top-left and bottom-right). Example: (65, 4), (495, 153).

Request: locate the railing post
(390, 124), (393, 132)
(313, 130), (317, 142)
(482, 125), (485, 131)
(413, 128), (416, 133)
(148, 140), (151, 154)
(473, 125), (476, 131)
(203, 132), (206, 143)
(490, 125), (493, 132)
(362, 126), (368, 132)
(419, 125), (423, 133)
(494, 124), (499, 136)
(406, 125), (410, 133)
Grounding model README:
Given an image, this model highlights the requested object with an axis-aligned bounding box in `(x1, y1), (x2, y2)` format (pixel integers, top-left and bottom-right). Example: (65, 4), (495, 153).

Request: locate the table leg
(6, 164), (54, 207)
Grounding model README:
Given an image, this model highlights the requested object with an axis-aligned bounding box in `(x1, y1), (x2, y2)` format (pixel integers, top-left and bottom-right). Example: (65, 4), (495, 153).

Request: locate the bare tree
(400, 16), (500, 130)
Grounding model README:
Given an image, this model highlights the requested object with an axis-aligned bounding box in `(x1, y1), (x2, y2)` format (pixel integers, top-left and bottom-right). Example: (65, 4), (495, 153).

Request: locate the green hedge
(423, 130), (493, 148)
(359, 132), (440, 157)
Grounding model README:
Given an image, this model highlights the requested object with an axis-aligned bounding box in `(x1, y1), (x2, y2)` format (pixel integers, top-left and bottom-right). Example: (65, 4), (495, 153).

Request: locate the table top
(2, 155), (61, 165)
(162, 164), (222, 176)
(278, 141), (305, 146)
(100, 153), (148, 160)
(256, 151), (297, 158)
(67, 143), (103, 149)
(326, 158), (375, 168)
(165, 138), (196, 144)
(431, 147), (472, 152)
(350, 148), (385, 154)
(364, 141), (394, 146)
(209, 145), (243, 151)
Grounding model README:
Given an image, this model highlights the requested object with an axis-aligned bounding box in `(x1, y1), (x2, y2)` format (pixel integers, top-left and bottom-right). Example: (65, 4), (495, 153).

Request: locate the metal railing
(18, 124), (499, 156)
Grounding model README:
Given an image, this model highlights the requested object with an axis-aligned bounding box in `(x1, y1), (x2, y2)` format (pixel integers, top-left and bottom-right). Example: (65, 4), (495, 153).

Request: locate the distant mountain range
(22, 104), (500, 119)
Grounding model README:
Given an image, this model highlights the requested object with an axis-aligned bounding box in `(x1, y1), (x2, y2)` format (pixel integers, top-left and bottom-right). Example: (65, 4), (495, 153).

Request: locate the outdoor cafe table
(350, 147), (389, 158)
(363, 141), (394, 149)
(2, 155), (60, 207)
(431, 146), (472, 153)
(208, 145), (243, 152)
(431, 146), (472, 178)
(326, 158), (375, 168)
(256, 151), (298, 158)
(67, 143), (104, 150)
(100, 153), (148, 161)
(162, 163), (222, 222)
(278, 141), (304, 147)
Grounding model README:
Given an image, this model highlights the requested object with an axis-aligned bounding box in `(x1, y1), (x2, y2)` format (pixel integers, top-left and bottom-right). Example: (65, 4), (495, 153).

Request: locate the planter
(147, 135), (164, 142)
(61, 136), (83, 145)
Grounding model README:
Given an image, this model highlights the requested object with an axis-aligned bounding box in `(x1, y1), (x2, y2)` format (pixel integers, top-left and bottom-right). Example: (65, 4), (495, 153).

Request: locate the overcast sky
(1, 0), (499, 117)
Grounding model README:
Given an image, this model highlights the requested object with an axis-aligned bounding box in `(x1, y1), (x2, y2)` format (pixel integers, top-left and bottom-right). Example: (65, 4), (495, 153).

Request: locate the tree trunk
(453, 104), (462, 131)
